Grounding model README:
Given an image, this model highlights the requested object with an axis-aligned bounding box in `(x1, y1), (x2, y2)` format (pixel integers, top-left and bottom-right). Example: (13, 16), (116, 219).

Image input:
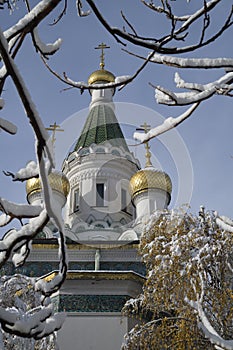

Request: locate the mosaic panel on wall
(52, 294), (130, 313)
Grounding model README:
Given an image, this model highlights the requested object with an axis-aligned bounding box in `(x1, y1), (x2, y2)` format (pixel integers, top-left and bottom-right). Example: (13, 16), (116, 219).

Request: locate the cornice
(43, 270), (145, 283)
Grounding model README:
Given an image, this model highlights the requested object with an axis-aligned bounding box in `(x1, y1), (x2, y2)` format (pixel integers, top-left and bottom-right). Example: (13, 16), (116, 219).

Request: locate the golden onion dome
(129, 167), (172, 200)
(88, 69), (115, 85)
(26, 170), (70, 199)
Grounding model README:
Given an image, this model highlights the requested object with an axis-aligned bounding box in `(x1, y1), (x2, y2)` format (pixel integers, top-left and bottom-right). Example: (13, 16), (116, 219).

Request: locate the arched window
(73, 188), (80, 212)
(96, 183), (105, 207)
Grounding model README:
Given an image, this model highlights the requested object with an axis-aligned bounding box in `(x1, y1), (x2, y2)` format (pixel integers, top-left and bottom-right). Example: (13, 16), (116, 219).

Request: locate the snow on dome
(129, 167), (172, 200)
(26, 170), (70, 199)
(88, 69), (115, 85)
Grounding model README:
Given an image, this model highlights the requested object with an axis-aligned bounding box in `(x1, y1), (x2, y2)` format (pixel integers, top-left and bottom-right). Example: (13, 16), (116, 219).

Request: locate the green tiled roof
(74, 104), (130, 152)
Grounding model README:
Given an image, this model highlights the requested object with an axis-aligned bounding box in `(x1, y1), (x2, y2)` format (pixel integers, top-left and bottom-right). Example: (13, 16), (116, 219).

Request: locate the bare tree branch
(40, 49), (156, 92)
(134, 102), (200, 143)
(85, 0), (232, 54)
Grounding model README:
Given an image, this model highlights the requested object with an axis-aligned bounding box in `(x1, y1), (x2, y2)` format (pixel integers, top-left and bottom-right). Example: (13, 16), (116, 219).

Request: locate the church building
(10, 46), (172, 350)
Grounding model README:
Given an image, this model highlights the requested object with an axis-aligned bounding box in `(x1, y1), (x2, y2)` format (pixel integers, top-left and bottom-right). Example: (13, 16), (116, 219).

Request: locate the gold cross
(95, 42), (110, 70)
(140, 122), (151, 133)
(136, 122), (152, 167)
(46, 122), (64, 145)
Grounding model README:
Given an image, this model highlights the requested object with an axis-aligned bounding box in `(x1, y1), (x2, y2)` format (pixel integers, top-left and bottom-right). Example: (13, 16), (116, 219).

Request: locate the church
(10, 46), (172, 349)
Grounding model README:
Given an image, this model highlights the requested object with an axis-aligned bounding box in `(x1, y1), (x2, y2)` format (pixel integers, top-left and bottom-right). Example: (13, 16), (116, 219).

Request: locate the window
(121, 188), (127, 213)
(96, 183), (105, 207)
(73, 188), (80, 212)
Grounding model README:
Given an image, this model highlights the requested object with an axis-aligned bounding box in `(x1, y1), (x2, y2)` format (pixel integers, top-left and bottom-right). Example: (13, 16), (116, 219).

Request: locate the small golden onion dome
(26, 170), (70, 199)
(129, 168), (172, 200)
(88, 69), (115, 85)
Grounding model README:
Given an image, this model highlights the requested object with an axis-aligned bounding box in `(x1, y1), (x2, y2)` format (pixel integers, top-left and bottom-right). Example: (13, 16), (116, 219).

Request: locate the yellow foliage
(122, 209), (233, 350)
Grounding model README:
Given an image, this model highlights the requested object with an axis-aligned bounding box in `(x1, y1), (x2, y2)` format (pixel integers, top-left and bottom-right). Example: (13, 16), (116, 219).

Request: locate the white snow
(12, 241), (31, 267)
(33, 28), (62, 55)
(0, 197), (42, 218)
(11, 160), (39, 181)
(115, 75), (131, 85)
(149, 54), (233, 69)
(216, 216), (233, 232)
(35, 272), (64, 295)
(0, 117), (17, 134)
(0, 213), (11, 227)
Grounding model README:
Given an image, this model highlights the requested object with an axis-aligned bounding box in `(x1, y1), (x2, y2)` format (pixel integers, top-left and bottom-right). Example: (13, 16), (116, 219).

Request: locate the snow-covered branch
(1, 304), (65, 339)
(4, 0), (62, 42)
(0, 275), (65, 345)
(134, 103), (199, 143)
(3, 161), (39, 182)
(76, 0), (91, 17)
(41, 49), (155, 93)
(0, 116), (17, 134)
(149, 54), (233, 69)
(0, 197), (42, 220)
(189, 292), (233, 350)
(0, 209), (49, 267)
(215, 214), (233, 232)
(154, 70), (233, 106)
(32, 28), (62, 56)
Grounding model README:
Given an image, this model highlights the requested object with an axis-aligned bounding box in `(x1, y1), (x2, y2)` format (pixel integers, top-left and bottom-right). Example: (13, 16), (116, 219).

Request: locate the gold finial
(46, 122), (64, 145)
(136, 122), (152, 168)
(95, 42), (110, 70)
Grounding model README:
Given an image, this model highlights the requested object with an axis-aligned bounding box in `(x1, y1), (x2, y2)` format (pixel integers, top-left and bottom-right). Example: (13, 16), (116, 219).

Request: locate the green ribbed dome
(74, 104), (129, 152)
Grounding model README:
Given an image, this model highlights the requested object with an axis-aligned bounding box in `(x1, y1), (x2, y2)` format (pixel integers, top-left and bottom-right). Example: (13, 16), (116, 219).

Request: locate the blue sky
(1, 1), (233, 221)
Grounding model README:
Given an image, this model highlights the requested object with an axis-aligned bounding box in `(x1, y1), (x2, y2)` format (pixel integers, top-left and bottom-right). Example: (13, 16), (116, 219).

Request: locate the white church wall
(134, 188), (170, 218)
(57, 313), (128, 350)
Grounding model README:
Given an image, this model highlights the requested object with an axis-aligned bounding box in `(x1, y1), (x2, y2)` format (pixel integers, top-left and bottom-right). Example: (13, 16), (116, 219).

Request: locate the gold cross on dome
(136, 122), (152, 168)
(140, 122), (151, 133)
(46, 122), (64, 145)
(95, 42), (110, 70)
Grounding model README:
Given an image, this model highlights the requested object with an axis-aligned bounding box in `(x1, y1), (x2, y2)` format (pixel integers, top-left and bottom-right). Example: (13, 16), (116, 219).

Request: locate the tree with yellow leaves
(122, 208), (233, 350)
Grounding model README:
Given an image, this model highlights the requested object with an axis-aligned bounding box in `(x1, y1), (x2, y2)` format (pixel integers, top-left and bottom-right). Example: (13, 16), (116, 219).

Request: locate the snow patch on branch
(115, 75), (131, 84)
(216, 215), (233, 232)
(4, 160), (39, 181)
(149, 53), (233, 69)
(12, 240), (32, 267)
(33, 28), (62, 55)
(0, 198), (42, 218)
(0, 117), (17, 134)
(35, 271), (64, 295)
